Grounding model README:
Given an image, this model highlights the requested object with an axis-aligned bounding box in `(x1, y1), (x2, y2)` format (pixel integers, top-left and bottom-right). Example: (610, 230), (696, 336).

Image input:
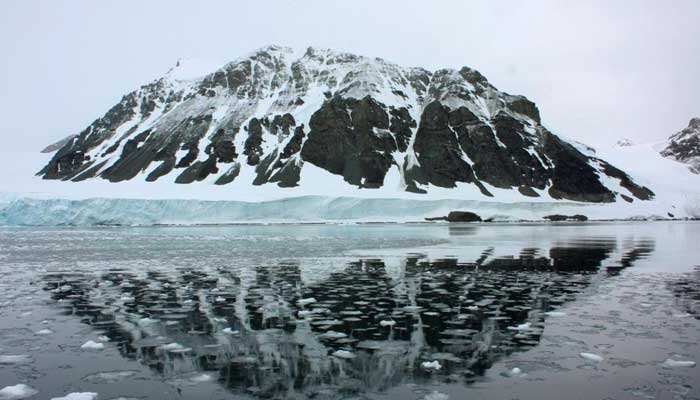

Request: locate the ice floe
(580, 352), (604, 362)
(544, 311), (567, 317)
(423, 391), (449, 400)
(80, 340), (105, 351)
(421, 360), (442, 370)
(332, 350), (356, 359)
(297, 297), (317, 306)
(508, 322), (531, 331)
(502, 367), (526, 377)
(662, 358), (696, 368)
(189, 373), (213, 383)
(0, 355), (32, 365)
(161, 342), (185, 351)
(50, 393), (98, 400)
(0, 384), (38, 399)
(83, 370), (137, 383)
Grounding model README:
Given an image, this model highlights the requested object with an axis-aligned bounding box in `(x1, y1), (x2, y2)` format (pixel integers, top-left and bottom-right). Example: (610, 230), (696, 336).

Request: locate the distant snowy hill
(615, 138), (634, 148)
(38, 45), (654, 205)
(660, 118), (700, 174)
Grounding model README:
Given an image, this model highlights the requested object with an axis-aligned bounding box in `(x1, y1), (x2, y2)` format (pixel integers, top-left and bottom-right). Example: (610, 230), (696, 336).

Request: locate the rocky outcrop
(544, 214), (588, 222)
(36, 45), (655, 203)
(425, 211), (482, 222)
(300, 96), (396, 188)
(661, 118), (700, 173)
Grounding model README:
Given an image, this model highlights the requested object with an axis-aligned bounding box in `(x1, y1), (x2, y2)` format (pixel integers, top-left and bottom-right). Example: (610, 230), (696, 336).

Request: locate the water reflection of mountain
(43, 238), (654, 398)
(668, 267), (700, 320)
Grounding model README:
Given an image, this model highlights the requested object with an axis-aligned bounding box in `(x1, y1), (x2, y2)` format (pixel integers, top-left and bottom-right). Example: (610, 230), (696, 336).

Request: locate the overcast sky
(1, 0), (699, 155)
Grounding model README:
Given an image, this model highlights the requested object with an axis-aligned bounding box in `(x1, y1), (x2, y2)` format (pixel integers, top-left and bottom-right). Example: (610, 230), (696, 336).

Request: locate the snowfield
(0, 138), (699, 226)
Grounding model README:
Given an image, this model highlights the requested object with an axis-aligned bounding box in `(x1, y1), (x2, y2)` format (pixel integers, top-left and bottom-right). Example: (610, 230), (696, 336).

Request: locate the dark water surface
(0, 222), (698, 399)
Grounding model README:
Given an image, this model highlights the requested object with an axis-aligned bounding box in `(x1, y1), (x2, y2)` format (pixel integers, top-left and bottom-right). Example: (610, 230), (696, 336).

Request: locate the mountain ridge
(38, 45), (654, 204)
(660, 118), (700, 174)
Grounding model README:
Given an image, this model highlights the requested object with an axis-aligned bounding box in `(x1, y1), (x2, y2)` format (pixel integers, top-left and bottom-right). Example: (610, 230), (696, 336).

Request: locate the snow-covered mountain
(660, 118), (700, 174)
(38, 45), (654, 204)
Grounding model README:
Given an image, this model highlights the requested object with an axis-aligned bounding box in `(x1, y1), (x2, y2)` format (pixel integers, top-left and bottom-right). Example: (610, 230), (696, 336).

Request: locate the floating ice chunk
(222, 328), (239, 335)
(297, 298), (317, 306)
(83, 370), (137, 383)
(662, 359), (696, 368)
(379, 320), (396, 327)
(298, 310), (316, 317)
(466, 306), (479, 311)
(97, 335), (110, 342)
(672, 313), (692, 318)
(50, 393), (98, 400)
(190, 373), (213, 383)
(580, 352), (603, 362)
(80, 340), (105, 351)
(215, 296), (226, 303)
(0, 383), (38, 399)
(421, 360), (442, 370)
(120, 295), (135, 302)
(508, 322), (531, 331)
(423, 391), (449, 400)
(356, 340), (383, 350)
(320, 331), (347, 339)
(0, 355), (32, 365)
(544, 311), (567, 317)
(502, 367), (526, 377)
(161, 342), (185, 351)
(35, 329), (53, 335)
(137, 317), (158, 326)
(332, 350), (356, 359)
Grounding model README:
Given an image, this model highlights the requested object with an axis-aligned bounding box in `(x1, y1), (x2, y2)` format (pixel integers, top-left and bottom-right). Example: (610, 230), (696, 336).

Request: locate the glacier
(0, 194), (695, 226)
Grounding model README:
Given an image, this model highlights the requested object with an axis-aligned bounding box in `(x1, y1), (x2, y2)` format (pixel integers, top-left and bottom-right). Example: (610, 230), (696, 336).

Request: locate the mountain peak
(660, 117), (700, 173)
(37, 45), (654, 203)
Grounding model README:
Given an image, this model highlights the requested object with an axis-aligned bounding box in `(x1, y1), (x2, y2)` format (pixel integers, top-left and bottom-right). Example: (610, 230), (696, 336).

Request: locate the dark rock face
(412, 102), (478, 189)
(542, 132), (615, 203)
(36, 45), (656, 204)
(38, 91), (140, 180)
(596, 161), (654, 201)
(206, 129), (237, 163)
(300, 96), (396, 188)
(214, 162), (241, 185)
(244, 118), (264, 166)
(388, 107), (415, 152)
(454, 110), (549, 191)
(661, 118), (700, 173)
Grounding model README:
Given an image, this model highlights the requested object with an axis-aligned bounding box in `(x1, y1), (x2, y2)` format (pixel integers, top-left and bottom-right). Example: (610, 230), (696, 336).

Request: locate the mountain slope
(660, 118), (700, 174)
(38, 45), (653, 203)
